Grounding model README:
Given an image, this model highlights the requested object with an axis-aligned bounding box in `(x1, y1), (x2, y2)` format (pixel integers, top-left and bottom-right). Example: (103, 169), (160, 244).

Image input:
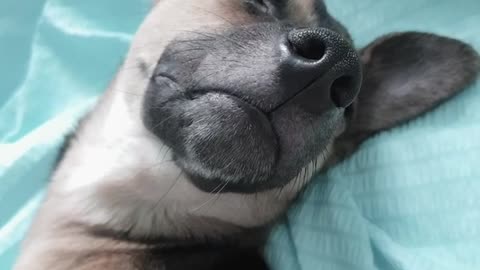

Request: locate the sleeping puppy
(14, 0), (480, 269)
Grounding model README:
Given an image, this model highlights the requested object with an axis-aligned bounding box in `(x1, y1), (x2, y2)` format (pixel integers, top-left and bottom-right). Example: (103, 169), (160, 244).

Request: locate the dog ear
(332, 32), (479, 162)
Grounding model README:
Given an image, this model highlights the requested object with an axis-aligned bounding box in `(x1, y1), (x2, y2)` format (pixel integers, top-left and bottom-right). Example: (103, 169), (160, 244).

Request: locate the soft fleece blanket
(1, 0), (479, 269)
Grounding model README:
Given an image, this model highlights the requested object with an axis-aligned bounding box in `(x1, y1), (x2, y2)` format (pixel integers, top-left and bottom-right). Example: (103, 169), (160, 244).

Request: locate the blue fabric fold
(1, 0), (479, 269)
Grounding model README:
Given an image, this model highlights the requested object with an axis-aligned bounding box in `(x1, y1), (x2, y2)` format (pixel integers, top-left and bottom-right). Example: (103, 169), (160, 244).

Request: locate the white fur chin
(49, 87), (329, 239)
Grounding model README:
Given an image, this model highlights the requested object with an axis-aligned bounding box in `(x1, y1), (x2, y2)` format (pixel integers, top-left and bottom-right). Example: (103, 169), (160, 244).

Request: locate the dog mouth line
(153, 73), (353, 118)
(154, 72), (263, 111)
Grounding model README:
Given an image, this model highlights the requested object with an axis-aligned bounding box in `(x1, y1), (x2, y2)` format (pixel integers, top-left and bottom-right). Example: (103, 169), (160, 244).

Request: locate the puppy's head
(138, 0), (479, 194)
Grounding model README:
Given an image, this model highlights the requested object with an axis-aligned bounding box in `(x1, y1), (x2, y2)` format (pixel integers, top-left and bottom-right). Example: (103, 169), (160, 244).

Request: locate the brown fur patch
(286, 0), (317, 24)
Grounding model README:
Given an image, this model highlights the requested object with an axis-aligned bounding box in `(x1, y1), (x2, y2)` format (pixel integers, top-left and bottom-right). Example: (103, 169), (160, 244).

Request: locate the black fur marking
(84, 221), (272, 269)
(54, 131), (76, 170)
(53, 114), (89, 175)
(137, 59), (151, 78)
(87, 220), (270, 248)
(142, 246), (269, 270)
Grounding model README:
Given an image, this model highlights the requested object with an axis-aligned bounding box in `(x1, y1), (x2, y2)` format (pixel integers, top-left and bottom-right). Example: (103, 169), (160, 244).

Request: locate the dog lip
(177, 92), (280, 189)
(187, 87), (271, 115)
(150, 73), (274, 128)
(152, 73), (266, 113)
(149, 73), (186, 103)
(153, 72), (179, 86)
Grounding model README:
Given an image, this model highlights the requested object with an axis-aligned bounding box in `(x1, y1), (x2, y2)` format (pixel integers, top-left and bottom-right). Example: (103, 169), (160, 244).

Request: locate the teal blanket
(1, 0), (479, 269)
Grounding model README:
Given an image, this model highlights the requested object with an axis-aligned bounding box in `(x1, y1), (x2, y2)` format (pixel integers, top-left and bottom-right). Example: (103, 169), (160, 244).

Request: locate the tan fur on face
(286, 0), (318, 24)
(47, 0), (328, 237)
(15, 0), (330, 269)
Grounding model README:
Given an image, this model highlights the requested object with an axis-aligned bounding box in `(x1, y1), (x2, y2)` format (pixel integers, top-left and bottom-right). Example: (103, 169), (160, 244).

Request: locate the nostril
(330, 76), (356, 108)
(288, 29), (326, 61)
(280, 28), (362, 112)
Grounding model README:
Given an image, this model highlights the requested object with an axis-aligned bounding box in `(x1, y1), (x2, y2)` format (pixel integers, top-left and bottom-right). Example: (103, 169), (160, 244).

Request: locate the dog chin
(144, 84), (345, 193)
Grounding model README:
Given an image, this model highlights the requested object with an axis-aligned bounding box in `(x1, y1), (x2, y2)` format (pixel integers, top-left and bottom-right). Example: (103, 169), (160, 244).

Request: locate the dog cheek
(180, 93), (278, 181)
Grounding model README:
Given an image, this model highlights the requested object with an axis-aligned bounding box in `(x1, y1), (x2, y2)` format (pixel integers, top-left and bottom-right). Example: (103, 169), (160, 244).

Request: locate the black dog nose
(288, 28), (327, 61)
(279, 28), (362, 112)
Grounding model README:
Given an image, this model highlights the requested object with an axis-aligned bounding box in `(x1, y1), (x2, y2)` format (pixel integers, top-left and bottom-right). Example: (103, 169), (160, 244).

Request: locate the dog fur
(14, 0), (479, 269)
